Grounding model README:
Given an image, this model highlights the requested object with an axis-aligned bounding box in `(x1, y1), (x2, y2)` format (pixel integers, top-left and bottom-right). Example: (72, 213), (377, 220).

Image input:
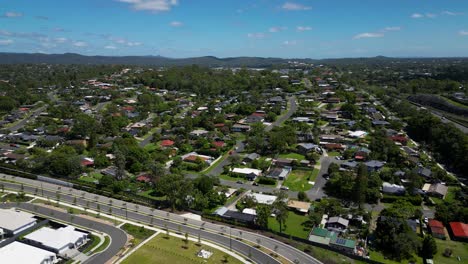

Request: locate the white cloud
(2, 12), (23, 18)
(353, 32), (384, 39)
(296, 26), (312, 32)
(459, 30), (468, 36)
(247, 33), (266, 39)
(0, 39), (13, 45)
(411, 13), (424, 19)
(116, 0), (178, 12)
(383, 27), (401, 32)
(442, 10), (463, 16)
(269, 26), (287, 33)
(54, 37), (68, 43)
(282, 40), (297, 46)
(126, 41), (142, 46)
(281, 2), (311, 11)
(170, 21), (183, 27)
(105, 45), (118, 49)
(73, 41), (88, 47)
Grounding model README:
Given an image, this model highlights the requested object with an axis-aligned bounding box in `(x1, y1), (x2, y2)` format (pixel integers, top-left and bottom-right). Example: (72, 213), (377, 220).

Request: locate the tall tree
(272, 191), (289, 233)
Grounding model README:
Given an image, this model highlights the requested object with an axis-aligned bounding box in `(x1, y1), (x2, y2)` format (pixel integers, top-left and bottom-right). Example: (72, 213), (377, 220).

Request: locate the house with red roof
(136, 174), (151, 183)
(161, 139), (175, 148)
(80, 158), (94, 167)
(428, 219), (446, 239)
(449, 222), (468, 242)
(212, 141), (225, 148)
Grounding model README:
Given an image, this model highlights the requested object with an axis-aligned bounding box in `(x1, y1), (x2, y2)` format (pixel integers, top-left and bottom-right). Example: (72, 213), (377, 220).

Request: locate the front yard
(433, 239), (468, 264)
(278, 153), (306, 160)
(268, 211), (310, 239)
(283, 169), (314, 191)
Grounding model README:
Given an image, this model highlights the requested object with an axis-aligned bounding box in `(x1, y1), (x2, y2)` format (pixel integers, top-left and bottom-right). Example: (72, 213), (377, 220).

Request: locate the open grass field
(268, 211), (310, 239)
(278, 153), (305, 160)
(433, 239), (468, 264)
(122, 234), (243, 264)
(283, 169), (313, 191)
(121, 223), (156, 245)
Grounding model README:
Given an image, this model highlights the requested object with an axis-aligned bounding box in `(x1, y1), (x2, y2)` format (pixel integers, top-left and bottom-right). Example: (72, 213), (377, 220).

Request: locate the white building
(247, 193), (278, 205)
(24, 226), (88, 254)
(0, 209), (37, 235)
(0, 241), (58, 264)
(382, 182), (405, 195)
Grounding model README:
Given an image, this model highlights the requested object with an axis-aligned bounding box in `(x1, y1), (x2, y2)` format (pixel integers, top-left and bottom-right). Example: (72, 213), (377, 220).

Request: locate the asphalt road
(0, 203), (127, 264)
(7, 105), (47, 132)
(207, 140), (245, 177)
(1, 175), (321, 264)
(265, 96), (297, 132)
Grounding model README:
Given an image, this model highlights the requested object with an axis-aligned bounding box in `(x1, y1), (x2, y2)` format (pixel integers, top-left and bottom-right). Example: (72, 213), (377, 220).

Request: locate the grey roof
(327, 217), (349, 227)
(297, 143), (318, 150)
(365, 160), (385, 168)
(214, 206), (228, 216)
(244, 153), (260, 161)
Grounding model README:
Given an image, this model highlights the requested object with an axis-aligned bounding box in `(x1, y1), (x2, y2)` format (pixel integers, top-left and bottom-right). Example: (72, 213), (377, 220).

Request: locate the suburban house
(296, 143), (320, 155)
(213, 207), (256, 224)
(231, 123), (251, 132)
(0, 209), (37, 236)
(243, 153), (260, 163)
(247, 193), (278, 205)
(24, 226), (89, 254)
(364, 160), (385, 172)
(326, 217), (349, 233)
(182, 152), (215, 165)
(0, 241), (58, 264)
(231, 168), (262, 181)
(382, 182), (406, 195)
(267, 167), (292, 180)
(423, 183), (448, 199)
(189, 129), (209, 138)
(449, 222), (468, 241)
(428, 219), (446, 239)
(287, 200), (311, 214)
(308, 227), (356, 254)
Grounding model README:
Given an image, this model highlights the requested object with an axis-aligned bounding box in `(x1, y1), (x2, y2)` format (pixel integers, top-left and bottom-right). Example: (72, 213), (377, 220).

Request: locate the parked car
(236, 180), (243, 184)
(280, 186), (289, 190)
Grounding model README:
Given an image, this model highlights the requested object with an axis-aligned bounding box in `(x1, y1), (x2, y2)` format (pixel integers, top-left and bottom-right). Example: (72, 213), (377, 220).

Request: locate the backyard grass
(268, 211), (310, 239)
(121, 223), (156, 245)
(122, 234), (242, 264)
(445, 187), (460, 203)
(433, 238), (468, 264)
(278, 153), (305, 160)
(143, 143), (158, 152)
(327, 151), (341, 157)
(368, 250), (422, 264)
(283, 170), (313, 191)
(79, 172), (102, 184)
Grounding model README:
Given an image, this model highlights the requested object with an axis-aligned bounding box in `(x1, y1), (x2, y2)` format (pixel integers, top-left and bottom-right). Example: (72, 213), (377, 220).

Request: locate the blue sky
(0, 0), (467, 58)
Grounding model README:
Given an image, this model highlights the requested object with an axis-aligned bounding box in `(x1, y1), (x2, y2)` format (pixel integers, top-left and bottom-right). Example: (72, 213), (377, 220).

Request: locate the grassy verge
(94, 235), (111, 253)
(121, 223), (155, 245)
(1, 193), (32, 203)
(82, 234), (101, 254)
(122, 234), (243, 264)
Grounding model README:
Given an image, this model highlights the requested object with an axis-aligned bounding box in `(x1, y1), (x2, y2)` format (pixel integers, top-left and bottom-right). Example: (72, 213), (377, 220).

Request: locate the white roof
(248, 193), (278, 205)
(242, 208), (257, 215)
(348, 130), (367, 138)
(25, 226), (87, 250)
(232, 168), (262, 176)
(0, 241), (56, 264)
(0, 209), (36, 231)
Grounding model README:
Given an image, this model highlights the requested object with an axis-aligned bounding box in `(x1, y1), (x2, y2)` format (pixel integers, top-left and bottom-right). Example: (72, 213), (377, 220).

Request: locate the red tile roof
(450, 222), (468, 238)
(429, 219), (445, 235)
(212, 141), (225, 148)
(161, 139), (175, 147)
(121, 106), (135, 111)
(136, 175), (151, 183)
(429, 219), (444, 228)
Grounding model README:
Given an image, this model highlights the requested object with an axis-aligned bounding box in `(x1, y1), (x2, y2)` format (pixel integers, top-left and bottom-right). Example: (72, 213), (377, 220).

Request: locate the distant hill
(0, 52), (467, 67)
(0, 52), (308, 67)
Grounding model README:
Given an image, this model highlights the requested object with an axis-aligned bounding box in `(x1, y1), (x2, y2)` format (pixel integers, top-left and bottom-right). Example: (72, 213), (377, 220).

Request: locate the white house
(0, 241), (58, 264)
(0, 209), (37, 235)
(382, 182), (405, 195)
(24, 226), (89, 254)
(247, 193), (279, 205)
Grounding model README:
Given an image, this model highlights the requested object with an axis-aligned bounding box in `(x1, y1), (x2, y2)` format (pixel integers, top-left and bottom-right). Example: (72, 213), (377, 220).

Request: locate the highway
(0, 174), (322, 264)
(0, 202), (127, 264)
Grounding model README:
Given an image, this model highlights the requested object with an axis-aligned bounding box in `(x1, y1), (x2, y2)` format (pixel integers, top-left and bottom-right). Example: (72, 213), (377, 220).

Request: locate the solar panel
(335, 238), (347, 245)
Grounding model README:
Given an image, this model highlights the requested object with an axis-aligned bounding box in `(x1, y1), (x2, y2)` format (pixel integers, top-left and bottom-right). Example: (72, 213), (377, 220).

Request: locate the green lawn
(433, 239), (468, 264)
(278, 153), (305, 160)
(283, 170), (313, 191)
(368, 250), (422, 264)
(268, 211), (310, 239)
(79, 172), (102, 184)
(144, 143), (158, 152)
(122, 234), (242, 264)
(82, 234), (101, 254)
(1, 193), (32, 203)
(219, 174), (244, 182)
(94, 235), (111, 253)
(445, 187), (460, 203)
(121, 223), (156, 245)
(327, 151), (341, 157)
